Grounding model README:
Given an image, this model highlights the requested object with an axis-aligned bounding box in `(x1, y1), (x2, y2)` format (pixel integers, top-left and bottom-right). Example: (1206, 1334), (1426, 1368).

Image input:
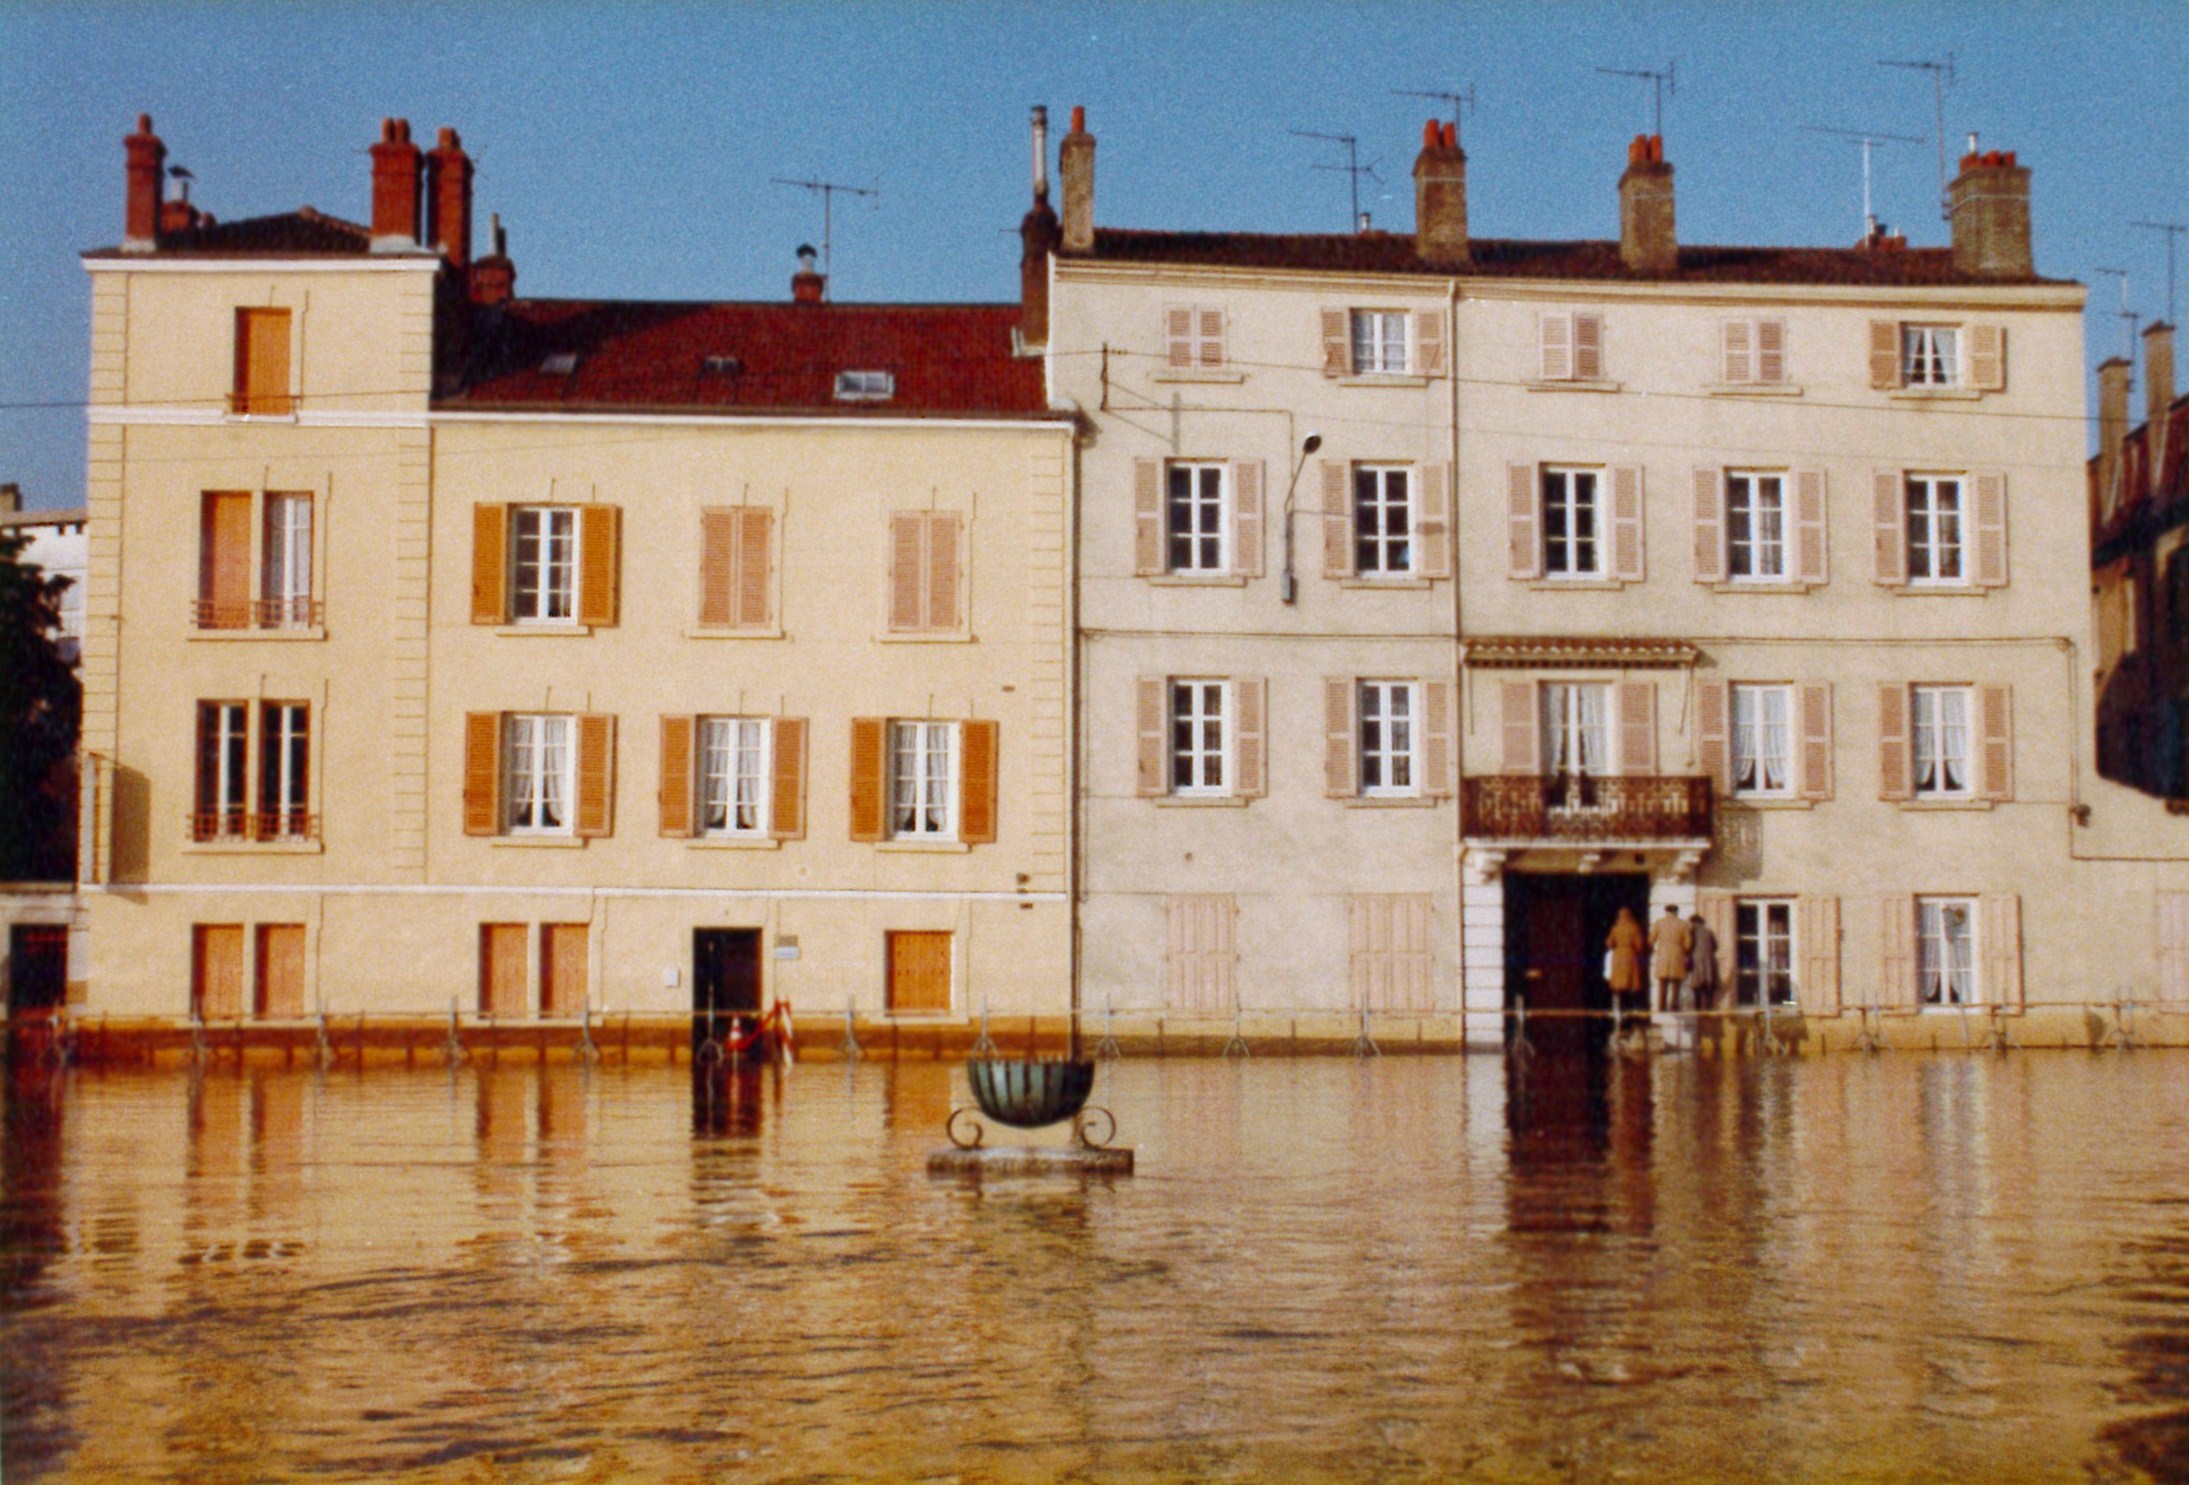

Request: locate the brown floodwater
(4, 1049), (2189, 1482)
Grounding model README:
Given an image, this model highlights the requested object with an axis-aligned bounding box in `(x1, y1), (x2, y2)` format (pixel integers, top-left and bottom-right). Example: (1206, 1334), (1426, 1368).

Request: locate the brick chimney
(2098, 357), (2131, 523)
(1618, 134), (1675, 274)
(1059, 106), (1095, 254)
(124, 114), (165, 252)
(370, 118), (423, 251)
(1413, 120), (1469, 266)
(0, 483), (20, 515)
(792, 245), (825, 304)
(428, 127), (473, 269)
(469, 214), (516, 306)
(2147, 321), (2176, 496)
(1019, 106), (1062, 349)
(1948, 147), (2034, 279)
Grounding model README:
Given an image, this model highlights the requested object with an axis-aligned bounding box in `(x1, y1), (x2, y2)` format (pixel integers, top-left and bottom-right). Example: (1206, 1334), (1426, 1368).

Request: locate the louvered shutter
(1540, 314), (1572, 381)
(1166, 306), (1194, 368)
(1321, 461), (1355, 578)
(1417, 463), (1451, 579)
(1423, 679), (1454, 797)
(737, 508), (774, 627)
(574, 714), (615, 838)
(1133, 460), (1164, 576)
(1873, 471), (1907, 585)
(1968, 324), (2005, 391)
(1798, 896), (1841, 1016)
(1982, 894), (2023, 1011)
(698, 510), (736, 626)
(1507, 464), (1541, 579)
(1413, 311), (1447, 376)
(471, 504), (508, 624)
(1878, 683), (1913, 801)
(770, 716), (806, 840)
(1978, 684), (2014, 802)
(658, 715), (693, 837)
(2158, 893), (2189, 1004)
(1136, 678), (1167, 797)
(1798, 683), (1834, 801)
(1756, 319), (1787, 384)
(1697, 891), (1737, 1005)
(1500, 680), (1539, 776)
(1325, 678), (1358, 796)
(1232, 461), (1265, 578)
(1697, 679), (1732, 796)
(1692, 468), (1725, 583)
(889, 513), (925, 627)
(1321, 308), (1350, 376)
(1574, 314), (1604, 380)
(1794, 469), (1829, 584)
(848, 718), (887, 841)
(1617, 681), (1657, 777)
(1973, 472), (2008, 587)
(1721, 320), (1753, 384)
(1869, 321), (1902, 390)
(1236, 677), (1267, 798)
(928, 513), (963, 630)
(1198, 307), (1225, 368)
(1610, 465), (1645, 581)
(1879, 896), (1919, 1012)
(201, 492), (252, 625)
(577, 506), (620, 627)
(463, 712), (500, 835)
(958, 719), (998, 844)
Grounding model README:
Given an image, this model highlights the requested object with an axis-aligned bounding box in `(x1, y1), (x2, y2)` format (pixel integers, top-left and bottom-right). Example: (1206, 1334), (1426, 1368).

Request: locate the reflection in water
(3, 1054), (2189, 1480)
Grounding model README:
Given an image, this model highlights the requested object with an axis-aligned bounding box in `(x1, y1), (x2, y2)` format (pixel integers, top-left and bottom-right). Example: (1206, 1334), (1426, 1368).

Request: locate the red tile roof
(83, 207), (384, 258)
(439, 298), (1055, 419)
(1077, 228), (2066, 288)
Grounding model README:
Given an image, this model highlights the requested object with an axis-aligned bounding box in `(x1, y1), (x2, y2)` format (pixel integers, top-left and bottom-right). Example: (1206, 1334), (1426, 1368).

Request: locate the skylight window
(834, 370), (894, 401)
(540, 352), (579, 375)
(702, 355), (742, 376)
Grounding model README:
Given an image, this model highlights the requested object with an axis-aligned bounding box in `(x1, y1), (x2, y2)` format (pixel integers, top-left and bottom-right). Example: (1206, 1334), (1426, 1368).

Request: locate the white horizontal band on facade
(101, 883), (1066, 904)
(83, 256), (442, 275)
(87, 406), (427, 428)
(86, 407), (1073, 433)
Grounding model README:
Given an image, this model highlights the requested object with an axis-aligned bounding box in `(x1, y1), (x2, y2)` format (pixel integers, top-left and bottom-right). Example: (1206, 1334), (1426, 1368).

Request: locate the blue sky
(3, 1), (2185, 510)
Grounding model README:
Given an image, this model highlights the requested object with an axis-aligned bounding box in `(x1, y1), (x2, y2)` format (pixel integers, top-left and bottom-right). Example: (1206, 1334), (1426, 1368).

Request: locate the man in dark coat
(1685, 912), (1722, 1013)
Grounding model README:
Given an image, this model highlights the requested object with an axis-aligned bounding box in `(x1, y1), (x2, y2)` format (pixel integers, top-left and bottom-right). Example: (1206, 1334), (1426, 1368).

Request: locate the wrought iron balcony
(188, 811), (321, 844)
(191, 597), (324, 631)
(1462, 773), (1713, 843)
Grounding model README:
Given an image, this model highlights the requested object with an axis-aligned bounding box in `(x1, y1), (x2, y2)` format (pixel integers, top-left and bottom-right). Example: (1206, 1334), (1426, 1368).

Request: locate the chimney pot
(427, 125), (473, 269)
(1060, 106), (1096, 253)
(792, 244), (825, 304)
(1441, 121), (1456, 150)
(1019, 109), (1062, 349)
(1413, 116), (1470, 265)
(2098, 357), (2131, 527)
(1948, 146), (2034, 278)
(1618, 137), (1676, 274)
(123, 113), (166, 252)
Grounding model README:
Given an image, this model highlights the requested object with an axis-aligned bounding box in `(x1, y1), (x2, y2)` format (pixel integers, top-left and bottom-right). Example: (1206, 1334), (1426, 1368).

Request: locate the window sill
(1147, 574), (1249, 588)
(1525, 577), (1624, 592)
(876, 630), (974, 644)
(876, 839), (972, 853)
(1897, 799), (1996, 812)
(685, 625), (785, 641)
(1343, 795), (1442, 809)
(494, 623), (594, 637)
(1154, 795), (1249, 808)
(1150, 367), (1246, 385)
(1525, 379), (1623, 394)
(1338, 576), (1433, 590)
(1886, 584), (1990, 598)
(188, 626), (327, 642)
(1337, 373), (1431, 389)
(1889, 386), (1982, 402)
(1708, 581), (1818, 596)
(1706, 383), (1804, 398)
(1723, 796), (1816, 811)
(490, 835), (588, 848)
(688, 836), (784, 850)
(180, 839), (325, 856)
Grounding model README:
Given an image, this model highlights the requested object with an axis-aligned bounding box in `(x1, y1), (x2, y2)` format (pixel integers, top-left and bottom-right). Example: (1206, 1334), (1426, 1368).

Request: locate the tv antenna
(1391, 84), (1477, 146)
(770, 176), (879, 287)
(1290, 129), (1383, 230)
(1878, 54), (1956, 223)
(1595, 60), (1676, 137)
(1800, 125), (1924, 237)
(2094, 267), (2139, 366)
(2131, 219), (2186, 327)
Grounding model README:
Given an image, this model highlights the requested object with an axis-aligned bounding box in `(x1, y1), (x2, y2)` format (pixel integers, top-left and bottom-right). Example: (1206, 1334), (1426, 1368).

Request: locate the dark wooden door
(8, 926), (67, 1016)
(694, 929), (762, 1052)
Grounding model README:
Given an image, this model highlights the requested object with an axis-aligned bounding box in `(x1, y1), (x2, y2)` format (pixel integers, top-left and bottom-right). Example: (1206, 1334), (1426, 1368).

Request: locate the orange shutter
(200, 492), (253, 626)
(1617, 681), (1656, 776)
(471, 504), (508, 624)
(1321, 308), (1350, 375)
(1798, 683), (1834, 801)
(1878, 684), (1913, 801)
(255, 923), (306, 1019)
(1321, 461), (1354, 578)
(1573, 314), (1604, 380)
(1794, 469), (1828, 584)
(1413, 310), (1446, 376)
(958, 719), (999, 844)
(848, 717), (887, 841)
(698, 510), (736, 626)
(658, 715), (694, 837)
(889, 513), (925, 627)
(1879, 896), (1918, 1013)
(1231, 461), (1264, 578)
(463, 712), (501, 835)
(1978, 684), (2013, 801)
(738, 508), (774, 626)
(1133, 460), (1164, 576)
(1869, 321), (1901, 390)
(1417, 463), (1451, 579)
(1797, 896), (1841, 1016)
(479, 924), (528, 1018)
(1982, 894), (2023, 1011)
(1508, 464), (1541, 579)
(1609, 465), (1644, 581)
(1501, 680), (1539, 776)
(1721, 320), (1752, 384)
(928, 513), (963, 630)
(192, 924), (246, 1020)
(574, 713), (615, 837)
(577, 505), (620, 626)
(1136, 678), (1167, 796)
(1973, 472), (2008, 587)
(541, 923), (589, 1017)
(235, 309), (293, 415)
(770, 716), (807, 840)
(1873, 472), (1906, 585)
(1423, 679), (1453, 797)
(1968, 324), (2005, 391)
(1697, 679), (1731, 796)
(1324, 678), (1357, 797)
(1692, 468), (1724, 582)
(1235, 677), (1268, 798)
(1166, 306), (1194, 367)
(1539, 313), (1572, 380)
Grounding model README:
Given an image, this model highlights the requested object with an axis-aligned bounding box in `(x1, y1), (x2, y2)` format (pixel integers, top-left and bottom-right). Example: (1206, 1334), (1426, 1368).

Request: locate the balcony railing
(188, 811), (321, 844)
(191, 598), (324, 631)
(1462, 773), (1713, 843)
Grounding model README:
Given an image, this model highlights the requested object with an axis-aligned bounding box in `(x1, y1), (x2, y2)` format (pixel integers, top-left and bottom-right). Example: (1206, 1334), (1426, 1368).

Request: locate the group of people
(1605, 904), (1720, 1045)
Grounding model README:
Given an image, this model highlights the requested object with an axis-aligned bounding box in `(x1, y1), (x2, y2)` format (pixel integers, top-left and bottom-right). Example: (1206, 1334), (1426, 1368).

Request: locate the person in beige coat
(1649, 904), (1693, 1014)
(1607, 908), (1647, 1039)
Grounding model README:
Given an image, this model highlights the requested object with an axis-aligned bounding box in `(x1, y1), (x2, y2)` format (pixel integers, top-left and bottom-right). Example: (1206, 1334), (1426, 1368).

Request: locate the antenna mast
(2131, 219), (2186, 327)
(1391, 84), (1477, 146)
(1877, 54), (1956, 223)
(2095, 268), (2139, 367)
(1595, 60), (1676, 137)
(770, 175), (879, 290)
(1800, 125), (1924, 237)
(1290, 129), (1383, 229)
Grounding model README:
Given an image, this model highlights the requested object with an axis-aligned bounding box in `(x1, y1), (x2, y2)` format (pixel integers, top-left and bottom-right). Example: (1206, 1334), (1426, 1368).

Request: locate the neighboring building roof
(0, 508), (88, 530)
(438, 298), (1058, 420)
(1463, 636), (1700, 669)
(2092, 393), (2189, 562)
(1073, 228), (2068, 289)
(82, 207), (387, 259)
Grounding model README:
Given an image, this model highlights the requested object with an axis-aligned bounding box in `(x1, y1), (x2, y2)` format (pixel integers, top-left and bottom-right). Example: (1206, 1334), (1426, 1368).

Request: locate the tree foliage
(0, 528), (80, 880)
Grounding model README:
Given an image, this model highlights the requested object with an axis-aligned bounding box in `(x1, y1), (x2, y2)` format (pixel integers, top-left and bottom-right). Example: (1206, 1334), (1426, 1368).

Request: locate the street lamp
(1280, 431), (1323, 604)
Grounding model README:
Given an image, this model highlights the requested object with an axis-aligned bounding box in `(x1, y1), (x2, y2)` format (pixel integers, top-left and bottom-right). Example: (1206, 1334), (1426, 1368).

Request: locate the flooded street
(6, 1051), (2189, 1482)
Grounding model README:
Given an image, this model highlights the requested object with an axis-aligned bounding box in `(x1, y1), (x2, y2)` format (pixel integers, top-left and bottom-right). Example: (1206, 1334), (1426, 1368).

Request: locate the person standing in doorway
(1607, 907), (1646, 1039)
(1684, 911), (1721, 1015)
(1650, 903), (1693, 1014)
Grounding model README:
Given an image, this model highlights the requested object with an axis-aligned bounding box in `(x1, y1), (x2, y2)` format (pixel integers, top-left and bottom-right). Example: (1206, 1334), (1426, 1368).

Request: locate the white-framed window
(261, 493), (313, 626)
(1736, 899), (1797, 1007)
(698, 717), (771, 836)
(1354, 466), (1414, 576)
(834, 370), (894, 401)
(1170, 680), (1229, 796)
(258, 701), (310, 838)
(195, 700), (249, 839)
(1349, 310), (1409, 374)
(1901, 325), (1960, 387)
(1541, 467), (1602, 578)
(889, 721), (957, 839)
(1166, 462), (1228, 573)
(1731, 684), (1794, 797)
(1358, 681), (1418, 796)
(1725, 472), (1787, 581)
(1918, 896), (1979, 1005)
(1541, 682), (1611, 778)
(505, 714), (574, 834)
(1905, 476), (1966, 584)
(511, 507), (578, 622)
(1911, 685), (1972, 799)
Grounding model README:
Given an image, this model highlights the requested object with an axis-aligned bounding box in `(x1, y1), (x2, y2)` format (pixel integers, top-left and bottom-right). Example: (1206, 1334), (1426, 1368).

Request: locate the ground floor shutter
(541, 923), (589, 1017)
(1349, 895), (1434, 1013)
(254, 924), (306, 1019)
(1167, 895), (1237, 1014)
(1982, 894), (2023, 1013)
(2159, 892), (2189, 1005)
(192, 924), (245, 1021)
(1797, 896), (1840, 1017)
(479, 924), (528, 1018)
(886, 930), (954, 1014)
(1879, 896), (1918, 1013)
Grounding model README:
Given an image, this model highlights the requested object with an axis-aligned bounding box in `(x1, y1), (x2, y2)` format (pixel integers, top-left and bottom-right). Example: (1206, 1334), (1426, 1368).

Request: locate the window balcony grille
(191, 598), (324, 631)
(188, 811), (320, 844)
(1462, 774), (1713, 842)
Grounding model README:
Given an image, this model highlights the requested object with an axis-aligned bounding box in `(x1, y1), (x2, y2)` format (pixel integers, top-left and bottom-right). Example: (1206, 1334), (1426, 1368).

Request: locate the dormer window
(540, 352), (579, 375)
(702, 355), (742, 377)
(835, 370), (894, 402)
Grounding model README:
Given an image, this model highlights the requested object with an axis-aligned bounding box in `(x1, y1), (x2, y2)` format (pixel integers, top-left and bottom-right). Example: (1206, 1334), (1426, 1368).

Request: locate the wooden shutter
(1617, 681), (1657, 777)
(1198, 307), (1225, 368)
(235, 308), (292, 415)
(1321, 461), (1355, 578)
(1413, 310), (1446, 376)
(1879, 896), (1918, 1013)
(928, 513), (964, 630)
(193, 924), (246, 1020)
(1968, 323), (2006, 391)
(463, 712), (500, 835)
(1797, 896), (1841, 1017)
(577, 505), (620, 627)
(1869, 320), (1902, 390)
(1136, 678), (1167, 797)
(1982, 894), (2023, 1012)
(1878, 683), (1913, 801)
(1417, 463), (1451, 579)
(1235, 677), (1267, 798)
(1500, 680), (1539, 776)
(1168, 895), (1237, 1014)
(1321, 308), (1350, 375)
(1610, 464), (1645, 581)
(574, 713), (615, 838)
(1232, 461), (1264, 578)
(1133, 460), (1164, 576)
(200, 492), (252, 626)
(1423, 679), (1453, 797)
(848, 717), (887, 840)
(658, 715), (694, 837)
(470, 504), (508, 624)
(1692, 468), (1725, 583)
(1324, 678), (1358, 796)
(1756, 319), (1787, 384)
(1573, 314), (1604, 380)
(1166, 306), (1194, 368)
(255, 923), (306, 1019)
(1507, 464), (1541, 579)
(770, 716), (807, 840)
(888, 513), (924, 627)
(2158, 892), (2189, 1004)
(1696, 891), (1736, 1003)
(698, 510), (736, 626)
(1697, 679), (1731, 796)
(737, 508), (774, 626)
(1973, 472), (2008, 587)
(541, 923), (589, 1018)
(479, 924), (527, 1018)
(1794, 469), (1828, 584)
(1978, 684), (2014, 802)
(1721, 320), (1753, 384)
(1873, 471), (1907, 585)
(958, 719), (998, 845)
(1540, 313), (1573, 381)
(1798, 683), (1834, 801)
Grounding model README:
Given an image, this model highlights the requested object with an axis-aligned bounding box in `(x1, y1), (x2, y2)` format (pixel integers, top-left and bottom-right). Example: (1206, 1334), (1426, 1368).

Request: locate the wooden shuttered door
(1423, 680), (1454, 797)
(658, 716), (694, 836)
(255, 924), (306, 1019)
(1982, 894), (2023, 1012)
(1878, 896), (1919, 1012)
(848, 717), (888, 841)
(1973, 472), (2008, 587)
(1235, 677), (1268, 798)
(1507, 464), (1541, 579)
(234, 308), (293, 415)
(1799, 683), (1834, 801)
(464, 712), (501, 834)
(479, 924), (527, 1017)
(887, 930), (954, 1014)
(541, 923), (589, 1017)
(1869, 320), (1902, 390)
(958, 720), (999, 845)
(887, 512), (963, 629)
(2158, 892), (2189, 1005)
(574, 713), (615, 838)
(1321, 461), (1354, 578)
(1135, 679), (1167, 796)
(1133, 460), (1164, 576)
(200, 492), (253, 627)
(1413, 311), (1446, 377)
(770, 717), (807, 840)
(1697, 679), (1731, 795)
(1500, 680), (1539, 776)
(577, 505), (620, 626)
(1692, 469), (1725, 583)
(1877, 684), (1912, 801)
(471, 504), (508, 623)
(1417, 463), (1452, 579)
(192, 924), (245, 1020)
(1324, 678), (1358, 796)
(1978, 684), (2014, 802)
(1797, 896), (1841, 1016)
(1617, 681), (1656, 777)
(699, 508), (774, 628)
(1967, 324), (2006, 391)
(1610, 465), (1645, 581)
(1231, 461), (1265, 577)
(1873, 471), (1907, 584)
(1350, 895), (1434, 1013)
(1166, 895), (1237, 1013)
(1794, 470), (1828, 584)
(1321, 308), (1350, 375)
